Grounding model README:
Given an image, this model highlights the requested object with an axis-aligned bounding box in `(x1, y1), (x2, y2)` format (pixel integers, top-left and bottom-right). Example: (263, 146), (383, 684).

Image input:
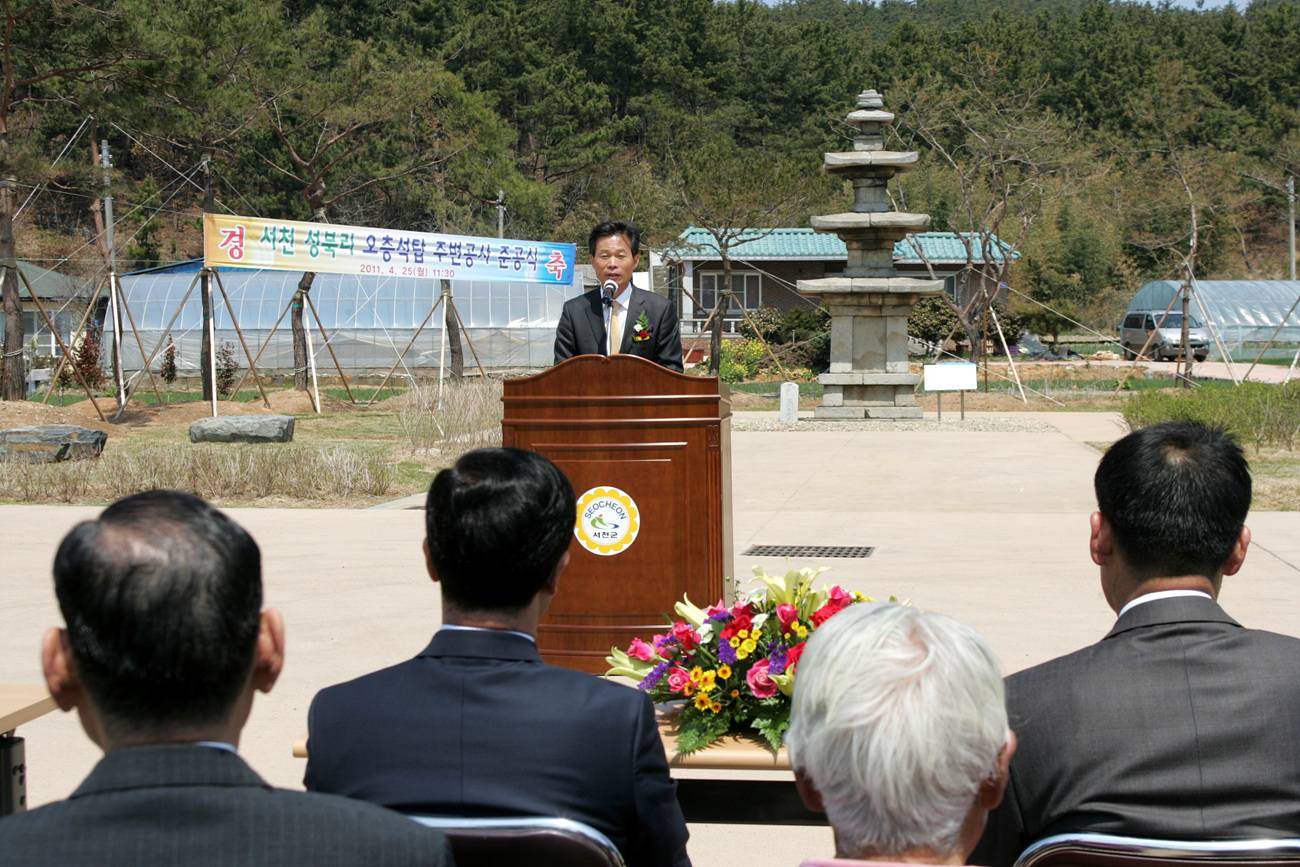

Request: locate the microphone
(601, 279), (617, 307)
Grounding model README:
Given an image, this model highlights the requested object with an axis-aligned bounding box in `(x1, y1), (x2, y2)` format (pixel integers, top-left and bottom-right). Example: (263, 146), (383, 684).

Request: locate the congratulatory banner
(204, 213), (576, 286)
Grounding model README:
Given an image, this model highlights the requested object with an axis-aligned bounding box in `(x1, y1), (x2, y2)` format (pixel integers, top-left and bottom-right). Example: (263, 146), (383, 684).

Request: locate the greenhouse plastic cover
(105, 263), (579, 373)
(1127, 280), (1300, 360)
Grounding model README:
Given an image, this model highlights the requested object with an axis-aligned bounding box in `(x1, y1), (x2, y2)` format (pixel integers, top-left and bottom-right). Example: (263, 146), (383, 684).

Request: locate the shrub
(61, 330), (106, 391)
(159, 337), (178, 386)
(738, 304), (830, 344)
(1124, 382), (1300, 451)
(908, 297), (960, 348)
(398, 377), (504, 457)
(708, 338), (766, 383)
(216, 341), (238, 396)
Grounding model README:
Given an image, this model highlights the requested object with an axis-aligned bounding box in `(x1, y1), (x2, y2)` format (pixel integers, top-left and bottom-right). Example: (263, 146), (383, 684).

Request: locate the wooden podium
(502, 355), (732, 673)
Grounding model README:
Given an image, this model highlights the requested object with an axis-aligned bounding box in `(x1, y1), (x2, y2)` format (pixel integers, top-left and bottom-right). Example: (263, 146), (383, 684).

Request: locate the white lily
(674, 595), (707, 627)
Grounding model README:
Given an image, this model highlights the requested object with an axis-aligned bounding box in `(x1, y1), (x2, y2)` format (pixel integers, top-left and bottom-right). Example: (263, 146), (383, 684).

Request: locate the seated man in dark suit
(553, 219), (684, 371)
(0, 490), (450, 867)
(973, 422), (1300, 867)
(304, 448), (691, 867)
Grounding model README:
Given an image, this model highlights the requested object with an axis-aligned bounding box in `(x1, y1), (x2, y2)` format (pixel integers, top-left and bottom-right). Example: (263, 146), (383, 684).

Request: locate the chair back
(408, 815), (625, 867)
(1015, 833), (1300, 867)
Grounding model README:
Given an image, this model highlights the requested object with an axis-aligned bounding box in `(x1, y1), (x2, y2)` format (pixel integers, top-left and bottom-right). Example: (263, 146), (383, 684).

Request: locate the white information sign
(923, 363), (978, 392)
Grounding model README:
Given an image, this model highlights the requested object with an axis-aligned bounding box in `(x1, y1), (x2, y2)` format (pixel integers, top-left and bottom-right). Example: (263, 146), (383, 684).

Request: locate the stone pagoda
(797, 89), (943, 419)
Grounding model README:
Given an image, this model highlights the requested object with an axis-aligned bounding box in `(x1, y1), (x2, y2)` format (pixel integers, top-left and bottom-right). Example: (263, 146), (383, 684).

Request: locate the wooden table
(1, 685), (59, 816)
(292, 712), (825, 825)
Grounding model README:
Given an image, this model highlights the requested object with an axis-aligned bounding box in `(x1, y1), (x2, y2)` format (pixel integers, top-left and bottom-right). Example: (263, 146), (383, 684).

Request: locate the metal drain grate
(743, 545), (875, 559)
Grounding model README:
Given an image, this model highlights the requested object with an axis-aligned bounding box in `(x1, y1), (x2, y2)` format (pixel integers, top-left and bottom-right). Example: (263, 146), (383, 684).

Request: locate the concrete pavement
(6, 410), (1300, 865)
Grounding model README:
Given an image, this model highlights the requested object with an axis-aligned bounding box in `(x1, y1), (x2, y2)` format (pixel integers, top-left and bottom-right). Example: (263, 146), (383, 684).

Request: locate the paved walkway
(6, 410), (1300, 864)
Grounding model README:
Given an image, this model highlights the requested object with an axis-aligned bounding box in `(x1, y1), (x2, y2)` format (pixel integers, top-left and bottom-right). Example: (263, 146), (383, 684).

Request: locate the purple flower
(707, 610), (733, 624)
(718, 640), (737, 665)
(768, 644), (789, 677)
(639, 660), (670, 691)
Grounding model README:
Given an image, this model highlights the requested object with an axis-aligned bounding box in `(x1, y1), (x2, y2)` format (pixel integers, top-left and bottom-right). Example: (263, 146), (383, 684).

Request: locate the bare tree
(892, 49), (1093, 365)
(1118, 61), (1254, 385)
(667, 126), (827, 373)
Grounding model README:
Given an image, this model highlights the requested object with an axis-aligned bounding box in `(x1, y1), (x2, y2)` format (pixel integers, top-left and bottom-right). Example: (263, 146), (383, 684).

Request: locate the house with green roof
(0, 261), (98, 357)
(662, 227), (1016, 334)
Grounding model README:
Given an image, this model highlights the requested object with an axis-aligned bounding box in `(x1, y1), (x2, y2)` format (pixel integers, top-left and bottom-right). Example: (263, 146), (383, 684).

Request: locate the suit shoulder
(538, 663), (654, 709)
(311, 658), (424, 708)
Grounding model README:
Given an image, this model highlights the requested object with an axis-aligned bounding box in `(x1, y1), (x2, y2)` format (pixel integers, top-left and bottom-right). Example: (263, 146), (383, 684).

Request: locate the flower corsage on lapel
(632, 310), (654, 342)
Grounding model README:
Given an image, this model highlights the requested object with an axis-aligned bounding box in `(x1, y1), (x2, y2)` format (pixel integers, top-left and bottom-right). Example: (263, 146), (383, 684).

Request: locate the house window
(696, 272), (760, 316)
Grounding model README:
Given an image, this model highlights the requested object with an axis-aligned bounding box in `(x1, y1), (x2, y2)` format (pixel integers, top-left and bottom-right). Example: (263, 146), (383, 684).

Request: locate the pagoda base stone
(814, 405), (925, 420)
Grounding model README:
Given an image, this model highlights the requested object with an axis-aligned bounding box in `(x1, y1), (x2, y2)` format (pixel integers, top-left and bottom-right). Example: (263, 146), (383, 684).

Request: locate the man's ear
(424, 538), (439, 584)
(251, 609), (285, 695)
(793, 766), (826, 814)
(42, 627), (80, 713)
(1222, 526), (1251, 577)
(1089, 512), (1113, 567)
(544, 550), (570, 597)
(979, 730), (1018, 809)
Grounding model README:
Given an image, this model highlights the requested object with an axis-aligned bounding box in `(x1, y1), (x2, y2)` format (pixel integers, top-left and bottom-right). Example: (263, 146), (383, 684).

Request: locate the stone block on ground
(189, 415), (295, 444)
(0, 425), (108, 463)
(780, 382), (800, 422)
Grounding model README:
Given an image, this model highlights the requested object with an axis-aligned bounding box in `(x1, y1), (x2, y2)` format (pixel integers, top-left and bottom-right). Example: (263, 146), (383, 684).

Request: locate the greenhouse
(1126, 280), (1300, 362)
(106, 260), (578, 374)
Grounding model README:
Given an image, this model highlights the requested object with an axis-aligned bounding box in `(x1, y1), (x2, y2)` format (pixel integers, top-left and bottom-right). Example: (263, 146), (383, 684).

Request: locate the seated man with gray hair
(786, 603), (1016, 866)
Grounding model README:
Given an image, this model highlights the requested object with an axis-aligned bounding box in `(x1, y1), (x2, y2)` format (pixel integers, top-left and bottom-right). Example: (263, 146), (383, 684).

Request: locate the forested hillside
(7, 0), (1300, 334)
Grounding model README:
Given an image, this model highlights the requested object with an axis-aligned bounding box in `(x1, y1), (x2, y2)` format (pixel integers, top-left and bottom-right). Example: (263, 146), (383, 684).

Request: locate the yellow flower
(729, 637), (740, 648)
(690, 666), (704, 682)
(741, 638), (757, 654)
(736, 647), (749, 661)
(795, 624), (808, 638)
(694, 693), (712, 711)
(699, 671), (716, 692)
(717, 664), (732, 679)
(710, 701), (722, 713)
(682, 682), (695, 697)
(737, 628), (749, 639)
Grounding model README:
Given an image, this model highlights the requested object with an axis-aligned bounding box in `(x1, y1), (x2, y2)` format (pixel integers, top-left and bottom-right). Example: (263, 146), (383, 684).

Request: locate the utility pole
(1288, 176), (1295, 282)
(496, 189), (505, 239)
(101, 140), (125, 407)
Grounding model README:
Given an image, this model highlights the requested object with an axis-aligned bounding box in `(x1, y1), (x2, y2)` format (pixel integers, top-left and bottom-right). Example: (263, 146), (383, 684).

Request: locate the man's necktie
(609, 301), (621, 355)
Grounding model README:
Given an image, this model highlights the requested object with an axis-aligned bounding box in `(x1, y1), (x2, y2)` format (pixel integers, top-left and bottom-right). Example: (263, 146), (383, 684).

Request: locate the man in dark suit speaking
(972, 422), (1300, 867)
(305, 448), (691, 867)
(554, 220), (683, 371)
(0, 490), (449, 867)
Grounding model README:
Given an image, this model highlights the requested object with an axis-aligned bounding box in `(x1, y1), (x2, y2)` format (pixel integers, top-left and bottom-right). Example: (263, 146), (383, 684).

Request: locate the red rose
(671, 621), (700, 651)
(721, 612), (753, 640)
(785, 641), (807, 674)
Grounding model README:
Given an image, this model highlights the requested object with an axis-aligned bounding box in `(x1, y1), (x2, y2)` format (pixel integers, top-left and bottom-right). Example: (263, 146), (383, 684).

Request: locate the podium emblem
(575, 487), (641, 556)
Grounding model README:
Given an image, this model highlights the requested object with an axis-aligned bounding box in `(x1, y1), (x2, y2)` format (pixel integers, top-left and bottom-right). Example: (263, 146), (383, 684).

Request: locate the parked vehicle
(1120, 310), (1210, 361)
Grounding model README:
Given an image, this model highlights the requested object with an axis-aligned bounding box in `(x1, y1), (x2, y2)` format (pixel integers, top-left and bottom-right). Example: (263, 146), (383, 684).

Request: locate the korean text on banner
(203, 213), (576, 286)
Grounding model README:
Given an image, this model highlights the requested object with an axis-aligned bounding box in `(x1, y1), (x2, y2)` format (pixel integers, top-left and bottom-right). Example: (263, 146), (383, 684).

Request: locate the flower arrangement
(632, 310), (654, 342)
(606, 565), (900, 753)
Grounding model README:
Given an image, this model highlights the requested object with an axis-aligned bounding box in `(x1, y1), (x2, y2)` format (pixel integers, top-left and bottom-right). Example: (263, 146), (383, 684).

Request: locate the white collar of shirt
(1117, 588), (1212, 619)
(439, 623), (536, 644)
(194, 741), (238, 755)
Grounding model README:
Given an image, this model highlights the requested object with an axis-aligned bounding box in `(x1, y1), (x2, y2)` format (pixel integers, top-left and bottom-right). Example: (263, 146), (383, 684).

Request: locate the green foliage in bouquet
(607, 565), (904, 754)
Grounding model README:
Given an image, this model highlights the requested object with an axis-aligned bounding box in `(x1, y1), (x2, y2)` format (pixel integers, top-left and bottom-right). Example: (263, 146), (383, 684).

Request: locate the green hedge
(1124, 382), (1300, 450)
